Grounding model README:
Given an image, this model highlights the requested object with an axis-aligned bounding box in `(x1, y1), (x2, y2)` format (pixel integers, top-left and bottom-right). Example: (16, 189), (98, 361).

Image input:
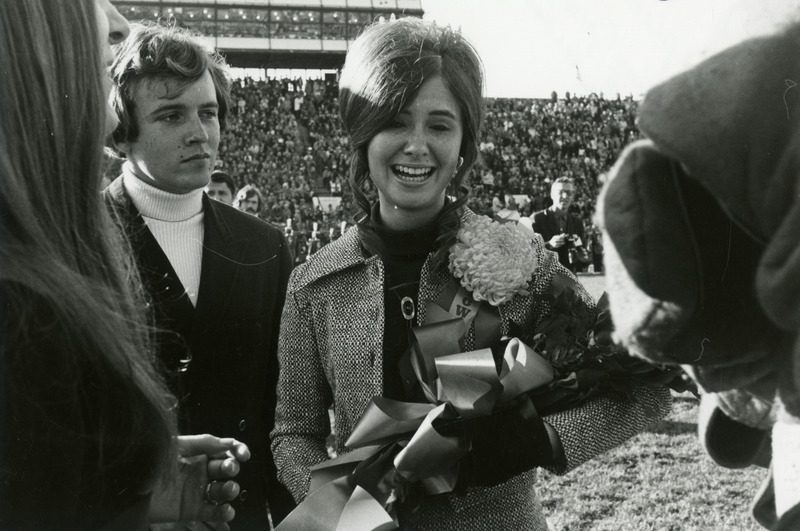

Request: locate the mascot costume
(598, 23), (800, 530)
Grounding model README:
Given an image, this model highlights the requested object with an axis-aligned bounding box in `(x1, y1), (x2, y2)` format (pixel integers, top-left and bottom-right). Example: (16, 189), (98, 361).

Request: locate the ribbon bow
(276, 280), (554, 531)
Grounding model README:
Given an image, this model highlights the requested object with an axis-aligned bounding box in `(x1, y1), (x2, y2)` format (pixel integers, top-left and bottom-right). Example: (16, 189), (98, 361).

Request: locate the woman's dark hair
(338, 17), (485, 265)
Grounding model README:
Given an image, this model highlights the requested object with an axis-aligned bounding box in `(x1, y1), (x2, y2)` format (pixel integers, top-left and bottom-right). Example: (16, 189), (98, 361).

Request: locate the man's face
(237, 193), (260, 215)
(550, 182), (575, 211)
(117, 70), (220, 194)
(205, 181), (233, 205)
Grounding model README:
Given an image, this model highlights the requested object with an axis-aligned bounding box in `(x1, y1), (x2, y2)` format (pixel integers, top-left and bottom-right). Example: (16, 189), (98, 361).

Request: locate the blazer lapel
(104, 176), (196, 335)
(192, 196), (248, 327)
(137, 228), (196, 333)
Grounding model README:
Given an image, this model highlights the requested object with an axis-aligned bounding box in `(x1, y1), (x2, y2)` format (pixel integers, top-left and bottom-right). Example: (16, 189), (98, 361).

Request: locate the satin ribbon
(276, 279), (555, 531)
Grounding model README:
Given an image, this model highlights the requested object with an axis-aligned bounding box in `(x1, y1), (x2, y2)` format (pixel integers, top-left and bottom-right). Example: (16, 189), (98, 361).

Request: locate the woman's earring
(453, 156), (464, 178)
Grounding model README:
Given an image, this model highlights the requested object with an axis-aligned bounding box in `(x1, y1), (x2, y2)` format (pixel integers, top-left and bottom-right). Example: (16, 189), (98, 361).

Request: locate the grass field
(539, 396), (766, 530)
(553, 275), (768, 530)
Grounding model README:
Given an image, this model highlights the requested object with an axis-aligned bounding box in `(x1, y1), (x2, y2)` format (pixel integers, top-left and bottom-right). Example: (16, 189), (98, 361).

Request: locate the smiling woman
(366, 75), (464, 229)
(270, 16), (671, 531)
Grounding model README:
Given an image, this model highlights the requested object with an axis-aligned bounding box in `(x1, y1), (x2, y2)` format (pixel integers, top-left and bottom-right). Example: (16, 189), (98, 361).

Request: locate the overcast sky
(421, 0), (798, 99)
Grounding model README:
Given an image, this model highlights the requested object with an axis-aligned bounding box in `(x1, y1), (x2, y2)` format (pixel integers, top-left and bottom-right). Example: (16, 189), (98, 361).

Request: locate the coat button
(239, 419), (246, 432)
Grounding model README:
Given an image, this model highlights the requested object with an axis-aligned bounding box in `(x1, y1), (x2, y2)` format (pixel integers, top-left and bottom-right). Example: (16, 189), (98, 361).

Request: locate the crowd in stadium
(207, 74), (640, 267)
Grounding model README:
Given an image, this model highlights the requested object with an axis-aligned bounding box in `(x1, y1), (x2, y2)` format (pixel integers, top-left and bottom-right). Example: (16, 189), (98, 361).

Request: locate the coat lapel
(192, 195), (247, 328)
(104, 176), (196, 335)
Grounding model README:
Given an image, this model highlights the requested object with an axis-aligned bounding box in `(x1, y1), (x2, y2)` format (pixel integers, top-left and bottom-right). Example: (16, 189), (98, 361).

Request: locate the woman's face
(94, 0), (129, 136)
(367, 75), (464, 229)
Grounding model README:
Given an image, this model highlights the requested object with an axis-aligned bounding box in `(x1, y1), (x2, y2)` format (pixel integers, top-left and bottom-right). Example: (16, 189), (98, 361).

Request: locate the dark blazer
(530, 208), (586, 271)
(104, 177), (295, 529)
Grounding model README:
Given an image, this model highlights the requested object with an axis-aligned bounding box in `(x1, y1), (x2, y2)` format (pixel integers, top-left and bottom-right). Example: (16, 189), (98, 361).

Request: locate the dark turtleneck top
(357, 205), (565, 489)
(358, 206), (440, 400)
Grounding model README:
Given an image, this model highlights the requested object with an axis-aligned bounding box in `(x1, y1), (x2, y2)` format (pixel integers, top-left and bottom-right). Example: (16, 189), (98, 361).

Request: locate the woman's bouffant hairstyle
(338, 17), (485, 264)
(0, 0), (177, 514)
(109, 22), (231, 151)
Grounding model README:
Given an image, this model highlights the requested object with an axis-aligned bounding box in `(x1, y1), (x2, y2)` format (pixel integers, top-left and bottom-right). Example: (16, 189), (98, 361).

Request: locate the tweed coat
(104, 177), (296, 528)
(271, 210), (671, 530)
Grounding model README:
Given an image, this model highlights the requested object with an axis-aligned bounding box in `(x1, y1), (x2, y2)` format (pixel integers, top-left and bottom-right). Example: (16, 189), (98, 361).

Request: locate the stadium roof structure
(115, 0), (424, 70)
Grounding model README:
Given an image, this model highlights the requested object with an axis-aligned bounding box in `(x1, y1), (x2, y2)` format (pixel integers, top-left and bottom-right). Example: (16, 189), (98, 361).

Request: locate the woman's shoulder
(1, 280), (80, 387)
(1, 279), (155, 531)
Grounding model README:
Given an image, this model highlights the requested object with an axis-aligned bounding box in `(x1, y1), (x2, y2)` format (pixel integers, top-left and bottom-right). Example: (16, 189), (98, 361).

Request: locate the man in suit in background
(104, 23), (295, 529)
(206, 170), (237, 206)
(530, 176), (587, 273)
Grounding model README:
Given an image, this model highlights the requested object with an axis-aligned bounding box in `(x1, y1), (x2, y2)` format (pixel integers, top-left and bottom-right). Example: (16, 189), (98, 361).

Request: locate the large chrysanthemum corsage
(448, 215), (537, 306)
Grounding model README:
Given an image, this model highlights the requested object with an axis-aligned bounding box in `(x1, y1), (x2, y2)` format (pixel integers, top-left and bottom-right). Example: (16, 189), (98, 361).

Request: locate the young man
(529, 177), (587, 272)
(104, 23), (295, 528)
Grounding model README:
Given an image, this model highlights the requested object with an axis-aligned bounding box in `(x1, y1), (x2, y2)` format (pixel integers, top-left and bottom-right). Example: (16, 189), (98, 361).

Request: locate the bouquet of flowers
(525, 278), (696, 416)
(449, 211), (694, 415)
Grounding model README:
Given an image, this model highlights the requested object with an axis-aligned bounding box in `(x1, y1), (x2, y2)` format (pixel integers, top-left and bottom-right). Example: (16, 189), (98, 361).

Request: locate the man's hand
(548, 234), (568, 248)
(149, 435), (251, 528)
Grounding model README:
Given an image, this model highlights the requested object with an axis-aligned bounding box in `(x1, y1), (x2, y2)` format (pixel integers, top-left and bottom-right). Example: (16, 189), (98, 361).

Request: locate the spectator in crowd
(1, 1), (249, 529)
(271, 17), (669, 530)
(234, 184), (264, 217)
(206, 169), (236, 205)
(106, 22), (295, 528)
(530, 177), (588, 273)
(586, 224), (604, 273)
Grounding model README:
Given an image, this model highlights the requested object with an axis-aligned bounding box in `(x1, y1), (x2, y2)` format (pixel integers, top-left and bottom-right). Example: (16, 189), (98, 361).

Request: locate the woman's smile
(391, 165), (436, 183)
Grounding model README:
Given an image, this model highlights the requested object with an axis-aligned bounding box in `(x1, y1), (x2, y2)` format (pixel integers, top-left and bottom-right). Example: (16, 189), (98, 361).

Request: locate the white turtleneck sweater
(123, 166), (204, 307)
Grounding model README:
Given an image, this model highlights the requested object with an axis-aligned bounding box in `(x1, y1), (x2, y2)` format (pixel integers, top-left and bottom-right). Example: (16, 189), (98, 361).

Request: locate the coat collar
(289, 225), (376, 293)
(192, 196), (250, 318)
(105, 175), (237, 244)
(290, 207), (561, 344)
(290, 208), (480, 294)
